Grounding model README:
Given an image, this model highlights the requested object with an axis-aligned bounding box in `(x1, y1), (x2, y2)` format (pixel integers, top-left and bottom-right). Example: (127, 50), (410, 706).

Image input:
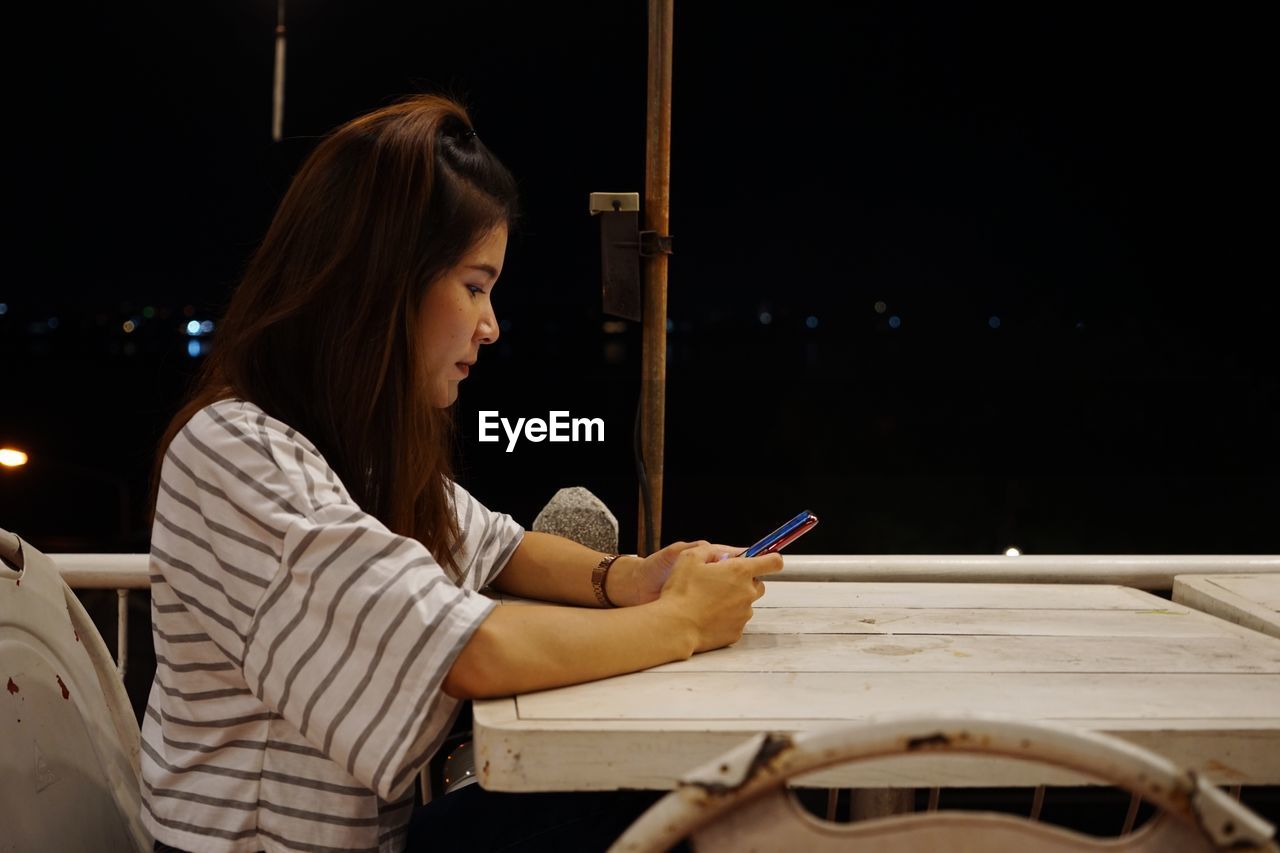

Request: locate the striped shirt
(141, 399), (523, 852)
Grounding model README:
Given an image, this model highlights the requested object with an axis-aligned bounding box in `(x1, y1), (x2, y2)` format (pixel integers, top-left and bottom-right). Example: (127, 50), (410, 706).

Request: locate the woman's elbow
(443, 624), (498, 700)
(443, 647), (485, 699)
(442, 664), (477, 700)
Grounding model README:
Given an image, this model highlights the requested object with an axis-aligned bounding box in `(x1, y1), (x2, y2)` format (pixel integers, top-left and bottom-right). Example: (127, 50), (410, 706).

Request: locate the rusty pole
(272, 0), (286, 141)
(638, 0), (673, 555)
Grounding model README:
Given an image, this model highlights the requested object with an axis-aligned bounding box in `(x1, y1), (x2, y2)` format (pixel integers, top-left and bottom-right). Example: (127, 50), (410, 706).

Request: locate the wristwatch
(591, 553), (621, 608)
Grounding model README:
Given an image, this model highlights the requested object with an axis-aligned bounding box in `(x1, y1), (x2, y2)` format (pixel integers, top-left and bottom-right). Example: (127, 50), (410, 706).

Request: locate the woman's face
(419, 224), (508, 408)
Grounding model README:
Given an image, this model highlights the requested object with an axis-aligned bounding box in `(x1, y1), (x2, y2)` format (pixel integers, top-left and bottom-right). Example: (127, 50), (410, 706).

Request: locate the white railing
(52, 553), (148, 678)
(776, 554), (1280, 589)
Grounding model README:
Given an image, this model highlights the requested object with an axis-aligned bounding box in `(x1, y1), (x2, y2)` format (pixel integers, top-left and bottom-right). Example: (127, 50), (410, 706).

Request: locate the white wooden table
(474, 582), (1280, 791)
(1174, 574), (1280, 640)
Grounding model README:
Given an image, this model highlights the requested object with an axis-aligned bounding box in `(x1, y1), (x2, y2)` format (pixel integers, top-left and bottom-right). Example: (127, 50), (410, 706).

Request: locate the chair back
(610, 715), (1278, 853)
(0, 528), (150, 852)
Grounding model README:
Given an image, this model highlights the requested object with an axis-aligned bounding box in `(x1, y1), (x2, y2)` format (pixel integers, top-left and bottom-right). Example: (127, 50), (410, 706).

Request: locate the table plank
(1174, 574), (1280, 640)
(744, 607), (1232, 638)
(755, 582), (1157, 610)
(645, 633), (1280, 674)
(474, 724), (1277, 791)
(1226, 576), (1280, 610)
(515, 672), (1280, 721)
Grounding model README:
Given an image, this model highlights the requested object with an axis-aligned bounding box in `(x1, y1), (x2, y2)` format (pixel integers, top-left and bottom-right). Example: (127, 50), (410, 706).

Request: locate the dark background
(2, 1), (1276, 558)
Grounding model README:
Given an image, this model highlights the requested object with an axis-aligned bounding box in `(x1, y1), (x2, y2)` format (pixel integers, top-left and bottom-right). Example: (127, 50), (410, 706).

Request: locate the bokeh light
(0, 448), (29, 468)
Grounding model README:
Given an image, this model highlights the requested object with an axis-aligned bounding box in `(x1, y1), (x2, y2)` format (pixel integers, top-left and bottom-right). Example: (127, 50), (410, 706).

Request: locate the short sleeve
(241, 502), (494, 800)
(449, 481), (525, 591)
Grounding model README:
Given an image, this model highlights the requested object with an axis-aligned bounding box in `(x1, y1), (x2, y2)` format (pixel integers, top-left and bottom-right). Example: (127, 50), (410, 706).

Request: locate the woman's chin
(433, 381), (460, 409)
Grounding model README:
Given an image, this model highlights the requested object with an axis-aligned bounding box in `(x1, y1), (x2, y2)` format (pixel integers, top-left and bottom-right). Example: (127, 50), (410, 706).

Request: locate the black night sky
(2, 2), (1276, 556)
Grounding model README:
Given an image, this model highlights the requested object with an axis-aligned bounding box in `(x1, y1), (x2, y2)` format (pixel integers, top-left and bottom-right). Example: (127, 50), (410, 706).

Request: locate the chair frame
(610, 714), (1277, 853)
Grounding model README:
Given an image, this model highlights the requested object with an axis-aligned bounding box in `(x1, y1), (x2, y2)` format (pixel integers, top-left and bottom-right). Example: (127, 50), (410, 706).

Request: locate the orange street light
(0, 448), (29, 468)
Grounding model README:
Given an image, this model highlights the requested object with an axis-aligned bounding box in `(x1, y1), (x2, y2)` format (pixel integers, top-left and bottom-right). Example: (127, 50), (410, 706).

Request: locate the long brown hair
(152, 94), (518, 578)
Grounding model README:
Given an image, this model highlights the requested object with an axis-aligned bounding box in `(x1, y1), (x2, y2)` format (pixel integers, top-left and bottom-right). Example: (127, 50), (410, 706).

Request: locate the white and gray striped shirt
(141, 399), (523, 852)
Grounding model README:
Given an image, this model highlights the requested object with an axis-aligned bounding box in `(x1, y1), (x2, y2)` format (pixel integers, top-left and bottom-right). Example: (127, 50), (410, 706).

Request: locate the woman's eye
(467, 285), (485, 297)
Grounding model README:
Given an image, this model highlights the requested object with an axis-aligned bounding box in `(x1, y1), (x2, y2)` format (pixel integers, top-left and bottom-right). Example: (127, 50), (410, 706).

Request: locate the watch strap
(591, 553), (621, 608)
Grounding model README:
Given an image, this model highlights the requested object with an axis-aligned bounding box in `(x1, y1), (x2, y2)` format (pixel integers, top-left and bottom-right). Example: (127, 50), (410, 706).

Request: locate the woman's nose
(477, 307), (499, 345)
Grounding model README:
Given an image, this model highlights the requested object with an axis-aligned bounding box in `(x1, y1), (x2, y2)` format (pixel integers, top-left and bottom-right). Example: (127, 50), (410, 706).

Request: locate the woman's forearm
(442, 599), (696, 699)
(492, 530), (641, 607)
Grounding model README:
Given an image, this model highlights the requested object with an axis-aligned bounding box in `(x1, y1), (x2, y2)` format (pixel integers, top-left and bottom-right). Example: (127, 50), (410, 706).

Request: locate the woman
(144, 94), (780, 852)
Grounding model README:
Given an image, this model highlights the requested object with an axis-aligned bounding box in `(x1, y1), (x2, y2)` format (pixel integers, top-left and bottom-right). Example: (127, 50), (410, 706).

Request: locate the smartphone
(738, 510), (819, 558)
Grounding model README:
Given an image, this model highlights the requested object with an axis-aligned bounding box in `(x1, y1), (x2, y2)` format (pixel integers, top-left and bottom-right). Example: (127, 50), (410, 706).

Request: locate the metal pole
(272, 0), (287, 141)
(116, 589), (129, 677)
(638, 0), (673, 555)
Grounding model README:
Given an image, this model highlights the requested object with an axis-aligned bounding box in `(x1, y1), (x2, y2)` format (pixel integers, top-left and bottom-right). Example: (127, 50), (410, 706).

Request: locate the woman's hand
(651, 543), (784, 654)
(612, 540), (744, 606)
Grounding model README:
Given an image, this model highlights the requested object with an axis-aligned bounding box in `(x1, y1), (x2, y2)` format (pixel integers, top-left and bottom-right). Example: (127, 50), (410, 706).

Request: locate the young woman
(143, 94), (781, 853)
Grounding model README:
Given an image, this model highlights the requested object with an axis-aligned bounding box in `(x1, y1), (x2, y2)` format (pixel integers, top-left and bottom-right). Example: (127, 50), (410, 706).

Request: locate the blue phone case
(742, 510), (817, 557)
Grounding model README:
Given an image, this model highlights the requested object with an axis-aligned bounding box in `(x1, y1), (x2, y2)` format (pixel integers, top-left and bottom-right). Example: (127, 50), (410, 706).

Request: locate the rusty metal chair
(610, 714), (1277, 852)
(1, 527), (151, 852)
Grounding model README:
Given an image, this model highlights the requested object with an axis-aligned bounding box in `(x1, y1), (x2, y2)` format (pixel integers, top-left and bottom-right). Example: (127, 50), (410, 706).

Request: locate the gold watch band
(591, 553), (621, 608)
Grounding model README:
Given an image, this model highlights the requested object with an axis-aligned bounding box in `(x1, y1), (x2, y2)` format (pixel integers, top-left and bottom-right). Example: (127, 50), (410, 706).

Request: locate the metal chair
(1, 527), (151, 852)
(610, 714), (1277, 852)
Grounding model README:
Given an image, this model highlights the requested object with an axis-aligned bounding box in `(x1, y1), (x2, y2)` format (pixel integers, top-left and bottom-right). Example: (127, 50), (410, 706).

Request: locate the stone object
(531, 487), (619, 553)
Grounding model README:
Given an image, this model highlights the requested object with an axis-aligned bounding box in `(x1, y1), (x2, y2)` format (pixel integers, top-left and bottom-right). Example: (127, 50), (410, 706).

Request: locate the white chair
(0, 527), (151, 852)
(610, 714), (1278, 853)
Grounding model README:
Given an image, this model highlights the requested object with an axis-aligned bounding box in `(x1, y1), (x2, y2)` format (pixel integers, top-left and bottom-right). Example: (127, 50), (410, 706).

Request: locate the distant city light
(187, 339), (202, 358)
(989, 316), (1001, 329)
(46, 317), (59, 330)
(186, 320), (201, 335)
(0, 303), (8, 315)
(1005, 547), (1022, 557)
(759, 312), (773, 325)
(122, 320), (136, 334)
(602, 320), (627, 334)
(0, 448), (29, 468)
(874, 301), (887, 315)
(143, 306), (156, 319)
(200, 320), (214, 334)
(805, 315), (819, 329)
(888, 315), (901, 329)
